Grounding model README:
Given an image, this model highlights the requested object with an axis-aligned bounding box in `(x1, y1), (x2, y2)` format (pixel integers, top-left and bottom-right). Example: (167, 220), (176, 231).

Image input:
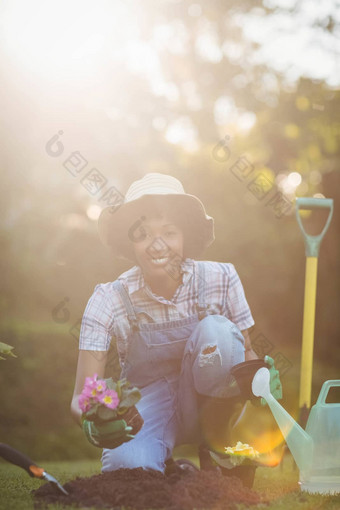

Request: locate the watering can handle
(316, 380), (340, 405)
(295, 197), (334, 257)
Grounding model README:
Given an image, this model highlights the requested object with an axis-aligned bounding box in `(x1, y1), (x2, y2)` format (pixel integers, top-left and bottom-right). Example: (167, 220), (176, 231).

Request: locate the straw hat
(98, 173), (214, 261)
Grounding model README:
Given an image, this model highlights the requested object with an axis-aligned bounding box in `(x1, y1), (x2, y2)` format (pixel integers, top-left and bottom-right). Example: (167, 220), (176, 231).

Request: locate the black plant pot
(221, 464), (257, 488)
(230, 359), (269, 400)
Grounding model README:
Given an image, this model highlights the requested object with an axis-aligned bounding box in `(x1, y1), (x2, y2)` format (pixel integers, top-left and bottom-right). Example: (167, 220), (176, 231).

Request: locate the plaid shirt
(79, 258), (254, 366)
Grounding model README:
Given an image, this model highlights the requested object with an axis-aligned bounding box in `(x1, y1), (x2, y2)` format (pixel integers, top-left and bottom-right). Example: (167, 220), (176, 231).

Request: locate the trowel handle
(0, 443), (42, 477)
(295, 197), (333, 257)
(316, 380), (340, 405)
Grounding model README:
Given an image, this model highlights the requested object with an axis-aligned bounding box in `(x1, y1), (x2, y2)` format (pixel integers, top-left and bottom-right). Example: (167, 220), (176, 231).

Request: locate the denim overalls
(101, 262), (245, 473)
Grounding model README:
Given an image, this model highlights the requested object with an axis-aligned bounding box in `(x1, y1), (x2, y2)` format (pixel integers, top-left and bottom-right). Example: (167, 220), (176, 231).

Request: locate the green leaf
(117, 406), (128, 415)
(118, 388), (141, 409)
(116, 379), (123, 399)
(96, 405), (118, 422)
(84, 403), (100, 420)
(98, 378), (142, 412)
(0, 342), (17, 360)
(104, 377), (117, 391)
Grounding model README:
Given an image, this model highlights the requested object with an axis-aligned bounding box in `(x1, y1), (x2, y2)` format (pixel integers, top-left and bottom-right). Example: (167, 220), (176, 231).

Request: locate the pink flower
(79, 393), (91, 413)
(84, 373), (98, 389)
(80, 375), (120, 417)
(81, 376), (107, 402)
(81, 385), (93, 398)
(81, 373), (102, 399)
(94, 379), (107, 394)
(99, 389), (120, 410)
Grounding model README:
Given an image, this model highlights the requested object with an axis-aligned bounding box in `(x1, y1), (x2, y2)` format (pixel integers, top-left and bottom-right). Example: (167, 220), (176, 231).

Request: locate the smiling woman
(70, 172), (276, 486)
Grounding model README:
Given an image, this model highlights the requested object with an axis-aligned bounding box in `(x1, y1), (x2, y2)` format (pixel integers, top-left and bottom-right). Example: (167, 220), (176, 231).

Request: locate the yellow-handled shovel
(295, 197), (334, 425)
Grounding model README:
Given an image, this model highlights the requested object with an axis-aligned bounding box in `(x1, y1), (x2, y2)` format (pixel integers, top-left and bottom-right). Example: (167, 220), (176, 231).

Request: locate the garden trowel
(0, 442), (68, 495)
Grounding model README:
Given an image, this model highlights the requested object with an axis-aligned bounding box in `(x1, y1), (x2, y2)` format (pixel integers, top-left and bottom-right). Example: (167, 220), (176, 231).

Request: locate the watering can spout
(252, 368), (313, 473)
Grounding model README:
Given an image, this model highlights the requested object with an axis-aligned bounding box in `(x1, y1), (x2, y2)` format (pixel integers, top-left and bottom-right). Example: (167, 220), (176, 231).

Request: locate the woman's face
(130, 215), (184, 281)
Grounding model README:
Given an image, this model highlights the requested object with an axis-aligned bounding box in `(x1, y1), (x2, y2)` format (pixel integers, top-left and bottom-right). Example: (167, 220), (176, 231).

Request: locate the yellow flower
(225, 441), (259, 458)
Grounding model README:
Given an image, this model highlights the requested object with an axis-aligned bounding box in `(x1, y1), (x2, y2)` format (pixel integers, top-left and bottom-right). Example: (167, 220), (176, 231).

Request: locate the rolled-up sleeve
(225, 264), (254, 331)
(79, 284), (114, 351)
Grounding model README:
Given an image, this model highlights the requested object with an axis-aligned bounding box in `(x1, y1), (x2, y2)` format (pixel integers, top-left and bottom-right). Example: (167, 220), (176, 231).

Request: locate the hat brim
(98, 194), (214, 261)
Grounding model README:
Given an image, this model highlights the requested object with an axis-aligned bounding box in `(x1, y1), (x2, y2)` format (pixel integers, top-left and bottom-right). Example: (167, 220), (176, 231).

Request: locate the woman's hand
(242, 329), (258, 361)
(252, 355), (282, 406)
(244, 347), (258, 361)
(262, 355), (282, 403)
(82, 417), (135, 449)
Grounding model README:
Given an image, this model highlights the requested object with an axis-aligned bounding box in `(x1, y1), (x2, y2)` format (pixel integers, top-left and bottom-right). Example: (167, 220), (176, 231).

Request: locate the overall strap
(196, 261), (208, 319)
(112, 280), (139, 331)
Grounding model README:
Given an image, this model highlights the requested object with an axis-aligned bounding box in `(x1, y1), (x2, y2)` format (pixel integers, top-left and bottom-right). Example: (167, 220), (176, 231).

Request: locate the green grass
(1, 454), (340, 510)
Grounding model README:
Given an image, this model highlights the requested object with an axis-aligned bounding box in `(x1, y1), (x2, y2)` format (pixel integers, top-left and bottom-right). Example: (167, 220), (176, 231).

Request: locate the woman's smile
(150, 256), (171, 266)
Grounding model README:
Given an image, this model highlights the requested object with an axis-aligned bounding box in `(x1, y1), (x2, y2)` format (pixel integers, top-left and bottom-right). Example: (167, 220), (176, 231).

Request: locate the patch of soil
(32, 468), (262, 509)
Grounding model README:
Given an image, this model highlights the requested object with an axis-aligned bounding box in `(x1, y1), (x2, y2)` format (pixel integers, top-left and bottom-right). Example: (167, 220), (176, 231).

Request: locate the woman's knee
(188, 315), (245, 355)
(183, 315), (245, 396)
(101, 447), (138, 472)
(101, 439), (167, 473)
(101, 449), (145, 472)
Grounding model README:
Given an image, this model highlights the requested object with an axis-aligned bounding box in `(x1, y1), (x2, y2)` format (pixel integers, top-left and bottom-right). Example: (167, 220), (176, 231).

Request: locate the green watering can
(252, 368), (340, 495)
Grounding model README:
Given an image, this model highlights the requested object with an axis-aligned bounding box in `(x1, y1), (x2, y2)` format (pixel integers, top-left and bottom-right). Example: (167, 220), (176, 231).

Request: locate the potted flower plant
(79, 374), (144, 435)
